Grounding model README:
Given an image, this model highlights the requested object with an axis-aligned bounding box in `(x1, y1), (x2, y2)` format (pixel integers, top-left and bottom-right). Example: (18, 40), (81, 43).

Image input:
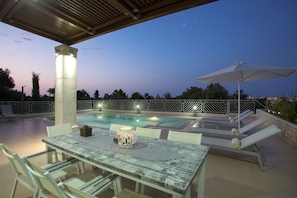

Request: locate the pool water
(77, 113), (192, 129)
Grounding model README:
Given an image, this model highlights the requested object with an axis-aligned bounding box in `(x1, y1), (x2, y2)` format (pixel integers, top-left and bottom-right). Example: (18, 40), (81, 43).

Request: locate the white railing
(0, 99), (259, 115)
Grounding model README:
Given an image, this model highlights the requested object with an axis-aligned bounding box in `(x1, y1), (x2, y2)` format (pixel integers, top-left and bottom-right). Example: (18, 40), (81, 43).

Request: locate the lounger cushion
(231, 138), (240, 148)
(231, 128), (239, 136)
(230, 118), (235, 124)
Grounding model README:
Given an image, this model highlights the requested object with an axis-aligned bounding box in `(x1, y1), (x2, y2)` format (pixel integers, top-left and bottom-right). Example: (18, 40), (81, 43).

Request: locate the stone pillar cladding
(256, 109), (297, 147)
(54, 44), (78, 126)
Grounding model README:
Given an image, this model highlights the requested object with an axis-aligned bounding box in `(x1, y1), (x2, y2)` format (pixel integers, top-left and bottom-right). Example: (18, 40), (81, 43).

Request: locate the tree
(177, 86), (204, 99)
(0, 68), (15, 89)
(267, 94), (297, 124)
(144, 93), (154, 99)
(163, 92), (172, 99)
(77, 89), (91, 100)
(230, 89), (248, 100)
(110, 89), (128, 99)
(203, 83), (229, 99)
(32, 72), (40, 101)
(103, 93), (110, 100)
(0, 68), (16, 101)
(47, 88), (55, 97)
(130, 92), (144, 99)
(94, 90), (99, 99)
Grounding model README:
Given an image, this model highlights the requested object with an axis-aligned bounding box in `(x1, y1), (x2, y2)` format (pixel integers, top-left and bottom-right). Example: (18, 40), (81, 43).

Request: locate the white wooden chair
(135, 127), (161, 139)
(0, 143), (71, 198)
(167, 130), (202, 198)
(109, 123), (126, 132)
(167, 130), (202, 145)
(25, 157), (151, 198)
(46, 123), (84, 174)
(135, 127), (162, 194)
(24, 157), (122, 198)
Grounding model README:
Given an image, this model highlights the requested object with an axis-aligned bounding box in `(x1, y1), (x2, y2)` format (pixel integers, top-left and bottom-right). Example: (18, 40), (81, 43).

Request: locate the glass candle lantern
(115, 126), (137, 148)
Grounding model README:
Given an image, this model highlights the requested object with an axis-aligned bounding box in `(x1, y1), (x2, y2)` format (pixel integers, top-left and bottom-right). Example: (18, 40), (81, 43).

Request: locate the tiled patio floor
(0, 115), (297, 198)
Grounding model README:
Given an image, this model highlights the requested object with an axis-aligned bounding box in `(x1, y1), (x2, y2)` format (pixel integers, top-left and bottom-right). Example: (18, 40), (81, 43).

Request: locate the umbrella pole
(238, 81), (240, 129)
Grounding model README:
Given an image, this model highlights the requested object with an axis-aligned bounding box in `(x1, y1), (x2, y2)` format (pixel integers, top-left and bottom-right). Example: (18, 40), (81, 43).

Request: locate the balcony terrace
(0, 108), (296, 197)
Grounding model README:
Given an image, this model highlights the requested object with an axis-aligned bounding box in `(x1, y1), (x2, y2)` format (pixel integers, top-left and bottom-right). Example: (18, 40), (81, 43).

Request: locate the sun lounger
(201, 125), (281, 171)
(190, 118), (266, 138)
(202, 109), (252, 122)
(0, 104), (18, 122)
(199, 110), (254, 129)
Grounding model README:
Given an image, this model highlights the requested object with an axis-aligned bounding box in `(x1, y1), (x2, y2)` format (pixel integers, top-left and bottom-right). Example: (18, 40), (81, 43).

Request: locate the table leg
(197, 160), (206, 198)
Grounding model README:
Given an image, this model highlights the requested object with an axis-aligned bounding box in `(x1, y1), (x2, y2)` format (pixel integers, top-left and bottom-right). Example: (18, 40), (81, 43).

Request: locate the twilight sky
(1, 0), (297, 98)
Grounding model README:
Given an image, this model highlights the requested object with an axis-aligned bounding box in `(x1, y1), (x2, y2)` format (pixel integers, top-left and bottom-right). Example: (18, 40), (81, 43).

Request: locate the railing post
(227, 100), (230, 115)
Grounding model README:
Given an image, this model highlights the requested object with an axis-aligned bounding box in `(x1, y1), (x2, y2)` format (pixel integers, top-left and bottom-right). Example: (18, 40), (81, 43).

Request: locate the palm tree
(32, 72), (40, 101)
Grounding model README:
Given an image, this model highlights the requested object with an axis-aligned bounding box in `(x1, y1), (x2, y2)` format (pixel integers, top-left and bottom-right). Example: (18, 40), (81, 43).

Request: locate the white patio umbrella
(196, 61), (297, 129)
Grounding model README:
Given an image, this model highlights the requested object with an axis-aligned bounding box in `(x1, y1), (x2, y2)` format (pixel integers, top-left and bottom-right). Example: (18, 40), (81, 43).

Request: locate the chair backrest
(233, 109), (251, 120)
(0, 143), (35, 188)
(234, 110), (254, 123)
(46, 123), (73, 137)
(109, 123), (126, 132)
(24, 158), (67, 198)
(240, 125), (281, 149)
(238, 118), (266, 134)
(168, 130), (202, 145)
(136, 127), (161, 139)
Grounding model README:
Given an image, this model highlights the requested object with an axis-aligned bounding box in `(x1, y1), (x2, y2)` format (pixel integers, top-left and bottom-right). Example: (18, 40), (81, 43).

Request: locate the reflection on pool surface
(77, 113), (192, 129)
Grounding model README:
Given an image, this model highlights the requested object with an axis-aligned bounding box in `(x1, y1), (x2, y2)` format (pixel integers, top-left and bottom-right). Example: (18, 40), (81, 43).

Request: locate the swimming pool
(77, 113), (193, 129)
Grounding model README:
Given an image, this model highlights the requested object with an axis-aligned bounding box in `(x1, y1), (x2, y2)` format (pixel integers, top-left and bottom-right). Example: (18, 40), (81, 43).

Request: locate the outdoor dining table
(42, 128), (209, 198)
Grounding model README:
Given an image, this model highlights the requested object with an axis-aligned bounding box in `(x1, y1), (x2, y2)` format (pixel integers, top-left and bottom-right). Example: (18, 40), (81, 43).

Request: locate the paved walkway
(0, 116), (297, 198)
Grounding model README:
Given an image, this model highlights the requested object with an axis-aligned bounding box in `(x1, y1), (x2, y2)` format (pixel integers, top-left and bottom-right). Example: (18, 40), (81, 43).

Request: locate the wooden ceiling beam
(0, 0), (24, 21)
(108, 0), (136, 17)
(24, 0), (90, 34)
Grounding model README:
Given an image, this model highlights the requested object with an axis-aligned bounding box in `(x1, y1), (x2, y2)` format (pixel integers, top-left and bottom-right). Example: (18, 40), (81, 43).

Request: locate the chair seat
(65, 172), (118, 195)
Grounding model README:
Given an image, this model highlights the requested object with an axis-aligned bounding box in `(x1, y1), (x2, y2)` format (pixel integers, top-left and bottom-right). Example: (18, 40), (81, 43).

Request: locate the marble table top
(42, 128), (209, 195)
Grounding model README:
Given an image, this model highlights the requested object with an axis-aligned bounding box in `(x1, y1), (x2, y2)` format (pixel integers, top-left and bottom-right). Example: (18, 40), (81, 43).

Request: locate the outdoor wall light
(193, 105), (197, 117)
(136, 104), (140, 113)
(98, 103), (102, 111)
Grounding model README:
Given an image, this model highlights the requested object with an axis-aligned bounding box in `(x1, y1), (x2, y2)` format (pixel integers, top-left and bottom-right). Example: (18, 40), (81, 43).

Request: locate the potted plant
(80, 125), (92, 137)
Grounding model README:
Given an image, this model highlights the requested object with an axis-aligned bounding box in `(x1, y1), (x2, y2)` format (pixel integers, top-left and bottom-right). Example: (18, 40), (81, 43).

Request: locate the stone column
(54, 44), (77, 126)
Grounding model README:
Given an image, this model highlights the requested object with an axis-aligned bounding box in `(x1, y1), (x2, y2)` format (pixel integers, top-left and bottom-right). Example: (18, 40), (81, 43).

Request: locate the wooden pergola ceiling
(0, 0), (216, 45)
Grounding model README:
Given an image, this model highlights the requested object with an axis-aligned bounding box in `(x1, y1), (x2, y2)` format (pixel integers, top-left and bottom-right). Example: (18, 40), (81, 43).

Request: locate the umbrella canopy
(196, 62), (297, 129)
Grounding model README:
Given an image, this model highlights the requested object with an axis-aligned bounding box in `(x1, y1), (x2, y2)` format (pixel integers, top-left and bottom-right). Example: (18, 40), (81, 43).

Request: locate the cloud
(21, 32), (33, 41)
(0, 32), (7, 37)
(21, 37), (33, 41)
(80, 47), (101, 55)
